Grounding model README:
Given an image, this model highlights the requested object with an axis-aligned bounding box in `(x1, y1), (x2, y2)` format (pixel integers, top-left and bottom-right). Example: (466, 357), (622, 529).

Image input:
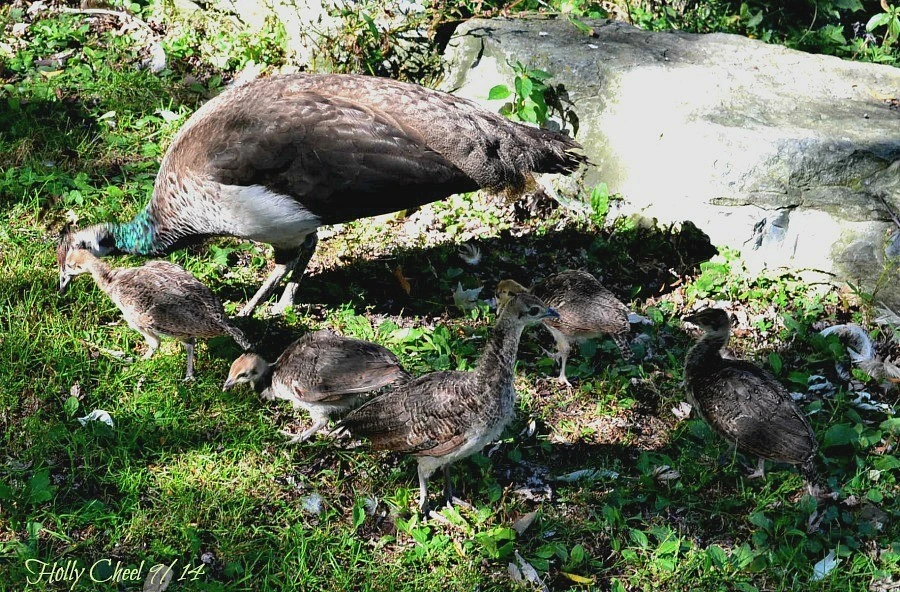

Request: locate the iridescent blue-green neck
(109, 209), (161, 255)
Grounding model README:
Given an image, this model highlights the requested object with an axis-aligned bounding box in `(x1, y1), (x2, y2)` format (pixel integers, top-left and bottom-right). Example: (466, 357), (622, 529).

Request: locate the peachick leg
(182, 339), (196, 381)
(747, 457), (766, 480)
(556, 341), (573, 387)
(442, 465), (453, 507)
(140, 332), (161, 360)
(280, 417), (329, 445)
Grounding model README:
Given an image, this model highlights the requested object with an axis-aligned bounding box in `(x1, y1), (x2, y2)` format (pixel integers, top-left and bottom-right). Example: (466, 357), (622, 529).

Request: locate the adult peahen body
(58, 74), (586, 316)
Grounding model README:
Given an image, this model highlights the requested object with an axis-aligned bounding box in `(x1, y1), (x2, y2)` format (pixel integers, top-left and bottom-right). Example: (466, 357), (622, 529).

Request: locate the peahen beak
(543, 308), (560, 319)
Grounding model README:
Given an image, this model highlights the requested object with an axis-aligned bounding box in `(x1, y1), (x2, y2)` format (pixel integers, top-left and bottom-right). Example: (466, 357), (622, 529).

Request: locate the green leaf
(867, 488), (884, 503)
(867, 12), (892, 31)
(880, 417), (900, 435)
(874, 455), (900, 470)
(63, 395), (79, 417)
(832, 0), (863, 11)
(0, 480), (13, 502)
(629, 529), (649, 548)
(707, 545), (727, 568)
(768, 352), (782, 375)
(748, 512), (772, 532)
(526, 68), (553, 81)
(26, 470), (53, 505)
(515, 76), (534, 100)
(519, 105), (538, 123)
(569, 544), (585, 566)
(657, 539), (680, 556)
(823, 423), (858, 448)
(352, 500), (366, 529)
(487, 85), (510, 100)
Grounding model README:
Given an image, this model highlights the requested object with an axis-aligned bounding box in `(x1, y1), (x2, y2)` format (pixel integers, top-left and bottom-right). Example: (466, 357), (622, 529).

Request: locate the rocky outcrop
(443, 17), (900, 307)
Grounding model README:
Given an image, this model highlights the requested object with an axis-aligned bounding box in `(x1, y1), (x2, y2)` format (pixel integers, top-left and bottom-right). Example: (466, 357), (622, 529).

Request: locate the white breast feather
(218, 184), (322, 249)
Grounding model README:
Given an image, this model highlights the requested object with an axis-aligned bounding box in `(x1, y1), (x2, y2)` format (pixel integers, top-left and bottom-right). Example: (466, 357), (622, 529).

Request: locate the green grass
(2, 5), (899, 592)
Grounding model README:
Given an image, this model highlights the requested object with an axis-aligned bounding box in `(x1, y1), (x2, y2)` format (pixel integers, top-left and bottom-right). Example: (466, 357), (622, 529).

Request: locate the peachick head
(223, 353), (270, 391)
(57, 224), (116, 292)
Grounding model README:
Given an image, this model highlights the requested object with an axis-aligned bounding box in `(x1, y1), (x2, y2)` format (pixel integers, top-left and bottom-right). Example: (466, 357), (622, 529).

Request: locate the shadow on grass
(216, 217), (717, 326)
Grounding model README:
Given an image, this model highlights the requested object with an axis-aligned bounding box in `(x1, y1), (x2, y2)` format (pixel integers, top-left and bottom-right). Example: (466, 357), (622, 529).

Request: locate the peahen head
(57, 224), (117, 266)
(57, 211), (162, 280)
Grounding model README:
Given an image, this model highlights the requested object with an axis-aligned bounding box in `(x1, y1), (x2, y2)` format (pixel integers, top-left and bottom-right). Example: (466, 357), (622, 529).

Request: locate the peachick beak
(58, 273), (71, 294)
(543, 308), (560, 319)
(222, 378), (235, 392)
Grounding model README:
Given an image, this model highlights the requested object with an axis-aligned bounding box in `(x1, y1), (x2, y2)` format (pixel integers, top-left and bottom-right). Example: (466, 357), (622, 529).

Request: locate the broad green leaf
(707, 545), (727, 568)
(867, 12), (892, 31)
(629, 528), (649, 548)
(515, 75), (534, 100)
(880, 417), (900, 435)
(26, 470), (53, 504)
(823, 423), (858, 448)
(63, 395), (79, 417)
(487, 85), (510, 100)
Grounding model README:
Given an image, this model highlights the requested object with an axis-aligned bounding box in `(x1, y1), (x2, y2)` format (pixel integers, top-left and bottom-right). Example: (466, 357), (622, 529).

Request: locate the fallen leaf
(671, 401), (692, 421)
(452, 282), (483, 312)
(393, 265), (411, 295)
(561, 571), (595, 585)
(511, 511), (537, 535)
(810, 550), (838, 582)
(143, 565), (173, 592)
(77, 409), (114, 428)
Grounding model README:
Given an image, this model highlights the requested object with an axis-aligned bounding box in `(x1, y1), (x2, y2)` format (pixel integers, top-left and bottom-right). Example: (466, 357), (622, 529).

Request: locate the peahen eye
(528, 306), (541, 316)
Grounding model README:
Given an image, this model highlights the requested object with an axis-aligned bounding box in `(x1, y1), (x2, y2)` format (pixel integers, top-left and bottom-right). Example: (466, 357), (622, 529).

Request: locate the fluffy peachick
(223, 329), (408, 444)
(683, 308), (820, 496)
(338, 292), (558, 516)
(59, 249), (250, 380)
(497, 270), (631, 386)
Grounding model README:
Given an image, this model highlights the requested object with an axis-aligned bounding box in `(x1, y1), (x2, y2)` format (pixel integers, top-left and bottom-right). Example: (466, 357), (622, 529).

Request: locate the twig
(877, 194), (900, 230)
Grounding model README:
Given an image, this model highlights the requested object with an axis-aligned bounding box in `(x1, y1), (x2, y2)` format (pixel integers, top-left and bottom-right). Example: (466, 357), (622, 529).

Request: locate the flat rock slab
(443, 17), (900, 307)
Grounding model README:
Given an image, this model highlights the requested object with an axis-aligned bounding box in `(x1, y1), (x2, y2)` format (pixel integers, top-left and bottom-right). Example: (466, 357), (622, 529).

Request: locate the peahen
(57, 74), (586, 316)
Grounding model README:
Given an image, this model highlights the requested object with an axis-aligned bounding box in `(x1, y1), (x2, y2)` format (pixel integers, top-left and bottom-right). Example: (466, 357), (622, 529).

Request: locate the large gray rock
(443, 17), (900, 307)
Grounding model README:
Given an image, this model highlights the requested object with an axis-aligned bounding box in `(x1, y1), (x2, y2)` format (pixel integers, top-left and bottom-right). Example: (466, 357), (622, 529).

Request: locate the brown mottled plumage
(497, 270), (631, 385)
(57, 74), (586, 317)
(59, 249), (250, 380)
(223, 329), (408, 444)
(683, 308), (820, 494)
(338, 292), (558, 515)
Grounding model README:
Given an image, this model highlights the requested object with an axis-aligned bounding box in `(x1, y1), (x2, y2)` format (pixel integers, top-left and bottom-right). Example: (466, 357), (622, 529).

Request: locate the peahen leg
(273, 234), (319, 314)
(238, 233), (318, 317)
